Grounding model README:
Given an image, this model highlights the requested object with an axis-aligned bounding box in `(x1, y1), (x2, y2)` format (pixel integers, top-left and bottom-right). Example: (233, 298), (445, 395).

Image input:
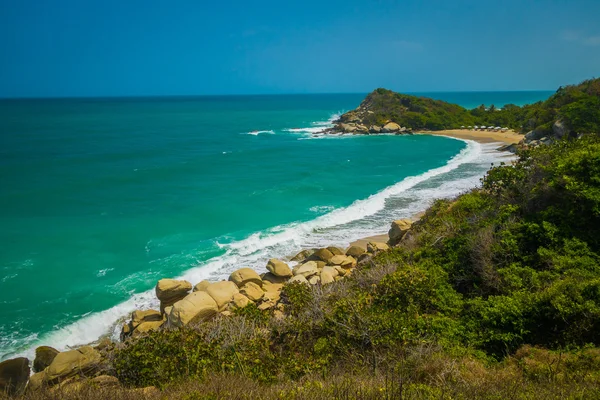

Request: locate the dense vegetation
(345, 78), (600, 134)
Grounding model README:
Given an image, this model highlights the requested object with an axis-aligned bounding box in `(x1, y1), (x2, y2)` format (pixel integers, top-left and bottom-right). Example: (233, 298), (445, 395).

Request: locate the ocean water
(0, 91), (552, 361)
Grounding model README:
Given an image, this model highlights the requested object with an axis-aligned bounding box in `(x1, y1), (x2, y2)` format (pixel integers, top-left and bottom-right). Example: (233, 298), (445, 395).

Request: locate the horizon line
(0, 89), (557, 101)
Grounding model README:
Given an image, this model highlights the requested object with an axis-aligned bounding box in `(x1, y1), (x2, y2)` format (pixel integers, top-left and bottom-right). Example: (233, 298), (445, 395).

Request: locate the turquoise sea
(0, 91), (552, 360)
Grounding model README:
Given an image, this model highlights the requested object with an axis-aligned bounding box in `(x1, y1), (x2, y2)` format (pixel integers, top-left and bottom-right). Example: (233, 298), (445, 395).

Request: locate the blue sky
(0, 0), (599, 97)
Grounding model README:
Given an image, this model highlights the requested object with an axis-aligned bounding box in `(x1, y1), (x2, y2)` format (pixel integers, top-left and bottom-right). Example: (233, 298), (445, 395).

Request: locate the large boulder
(369, 125), (382, 134)
(382, 122), (401, 133)
(0, 357), (30, 395)
(327, 246), (345, 256)
(367, 241), (390, 253)
(290, 249), (315, 262)
(340, 256), (357, 269)
(288, 275), (309, 284)
(320, 270), (335, 285)
(133, 320), (165, 336)
(45, 346), (102, 383)
(200, 281), (239, 310)
(262, 272), (288, 285)
(240, 282), (265, 301)
(346, 245), (366, 257)
(328, 255), (347, 266)
(193, 280), (211, 292)
(524, 129), (544, 143)
(155, 279), (192, 313)
(552, 120), (569, 139)
(231, 293), (251, 309)
(167, 292), (218, 327)
(313, 248), (335, 263)
(266, 259), (292, 278)
(292, 261), (319, 278)
(122, 309), (163, 340)
(388, 219), (413, 246)
(229, 268), (262, 288)
(33, 346), (59, 373)
(340, 123), (357, 133)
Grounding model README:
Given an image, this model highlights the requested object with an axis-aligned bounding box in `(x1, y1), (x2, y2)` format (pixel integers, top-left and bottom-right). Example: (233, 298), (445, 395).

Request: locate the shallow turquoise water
(0, 91), (552, 359)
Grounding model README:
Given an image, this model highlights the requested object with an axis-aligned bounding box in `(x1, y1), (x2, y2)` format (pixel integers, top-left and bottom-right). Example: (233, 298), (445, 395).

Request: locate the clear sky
(1, 0), (599, 97)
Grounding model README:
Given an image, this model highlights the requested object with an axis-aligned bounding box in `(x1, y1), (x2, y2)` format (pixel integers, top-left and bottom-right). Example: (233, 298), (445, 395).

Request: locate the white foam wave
(242, 130), (275, 136)
(4, 138), (515, 362)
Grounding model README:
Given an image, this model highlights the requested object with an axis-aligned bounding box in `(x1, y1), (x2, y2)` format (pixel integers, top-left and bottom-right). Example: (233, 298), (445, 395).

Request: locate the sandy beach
(416, 129), (524, 144)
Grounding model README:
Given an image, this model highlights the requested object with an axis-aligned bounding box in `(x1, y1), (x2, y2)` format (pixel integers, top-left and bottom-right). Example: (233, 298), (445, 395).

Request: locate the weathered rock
(0, 357), (30, 395)
(155, 279), (192, 313)
(45, 346), (101, 383)
(132, 320), (165, 336)
(229, 268), (262, 288)
(346, 245), (366, 257)
(358, 253), (372, 264)
(369, 125), (382, 133)
(200, 281), (239, 310)
(552, 120), (569, 139)
(356, 124), (369, 133)
(262, 281), (284, 293)
(316, 261), (326, 269)
(524, 129), (544, 143)
(340, 256), (357, 269)
(340, 123), (357, 133)
(263, 290), (281, 304)
(308, 275), (321, 285)
(167, 292), (218, 327)
(367, 241), (389, 253)
(320, 270), (335, 285)
(288, 275), (309, 284)
(266, 259), (292, 278)
(193, 280), (211, 292)
(240, 282), (264, 301)
(34, 346), (59, 373)
(132, 309), (162, 326)
(231, 292), (251, 309)
(293, 261), (319, 278)
(291, 249), (315, 262)
(313, 248), (335, 263)
(262, 272), (288, 285)
(388, 219), (413, 246)
(382, 122), (401, 133)
(322, 265), (339, 278)
(327, 246), (345, 256)
(328, 255), (347, 265)
(28, 371), (47, 391)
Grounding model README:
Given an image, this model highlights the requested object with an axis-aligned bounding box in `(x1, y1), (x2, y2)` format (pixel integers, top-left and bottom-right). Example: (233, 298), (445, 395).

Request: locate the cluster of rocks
(0, 218), (414, 396)
(330, 121), (412, 135)
(522, 120), (573, 148)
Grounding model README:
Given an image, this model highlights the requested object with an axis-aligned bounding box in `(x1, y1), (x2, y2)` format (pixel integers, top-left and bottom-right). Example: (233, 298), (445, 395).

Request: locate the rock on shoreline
(3, 218), (416, 395)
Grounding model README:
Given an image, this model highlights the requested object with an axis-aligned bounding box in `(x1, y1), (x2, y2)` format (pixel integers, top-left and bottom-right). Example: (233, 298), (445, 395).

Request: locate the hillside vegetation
(336, 78), (600, 135)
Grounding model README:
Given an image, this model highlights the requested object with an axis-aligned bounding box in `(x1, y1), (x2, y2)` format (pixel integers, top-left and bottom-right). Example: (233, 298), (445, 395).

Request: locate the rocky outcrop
(33, 346), (59, 373)
(167, 291), (219, 327)
(367, 241), (390, 253)
(199, 281), (239, 311)
(388, 219), (413, 246)
(266, 259), (292, 278)
(229, 268), (262, 288)
(45, 346), (102, 383)
(291, 249), (314, 262)
(121, 309), (164, 340)
(346, 245), (366, 257)
(313, 248), (335, 263)
(0, 357), (30, 395)
(382, 122), (402, 133)
(155, 279), (192, 313)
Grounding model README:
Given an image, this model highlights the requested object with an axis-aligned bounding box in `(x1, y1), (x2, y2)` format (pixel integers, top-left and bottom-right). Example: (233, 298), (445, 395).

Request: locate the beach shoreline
(415, 129), (524, 144)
